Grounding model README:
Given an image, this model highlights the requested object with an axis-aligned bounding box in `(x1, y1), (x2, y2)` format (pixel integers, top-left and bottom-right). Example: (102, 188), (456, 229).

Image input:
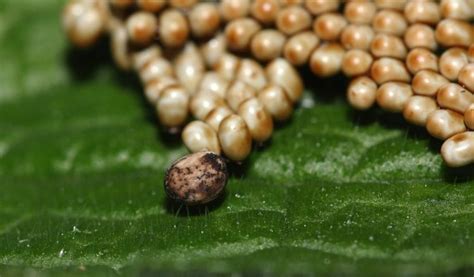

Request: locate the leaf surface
(0, 1), (473, 275)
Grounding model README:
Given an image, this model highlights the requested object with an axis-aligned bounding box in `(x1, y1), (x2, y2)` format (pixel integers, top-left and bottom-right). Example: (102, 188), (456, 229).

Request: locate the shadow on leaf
(64, 37), (111, 82)
(64, 38), (181, 147)
(442, 164), (474, 183)
(163, 189), (228, 217)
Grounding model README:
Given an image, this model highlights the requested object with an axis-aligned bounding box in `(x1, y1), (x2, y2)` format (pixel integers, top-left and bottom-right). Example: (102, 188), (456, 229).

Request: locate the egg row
(232, 12), (471, 54)
(229, 27), (473, 83)
(227, 0), (473, 39)
(64, 0), (473, 54)
(346, 44), (474, 119)
(64, 0), (220, 50)
(348, 47), (474, 98)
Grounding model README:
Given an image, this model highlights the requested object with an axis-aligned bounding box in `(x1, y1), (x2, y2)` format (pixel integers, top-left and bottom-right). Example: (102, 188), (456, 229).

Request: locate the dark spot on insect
(164, 151), (228, 205)
(200, 152), (225, 172)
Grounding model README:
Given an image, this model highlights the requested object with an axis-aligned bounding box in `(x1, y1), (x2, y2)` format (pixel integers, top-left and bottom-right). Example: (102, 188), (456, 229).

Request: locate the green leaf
(1, 1), (473, 275)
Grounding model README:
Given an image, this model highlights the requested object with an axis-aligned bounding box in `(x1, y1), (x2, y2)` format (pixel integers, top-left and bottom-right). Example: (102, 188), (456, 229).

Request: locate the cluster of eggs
(63, 0), (474, 169)
(63, 0), (303, 165)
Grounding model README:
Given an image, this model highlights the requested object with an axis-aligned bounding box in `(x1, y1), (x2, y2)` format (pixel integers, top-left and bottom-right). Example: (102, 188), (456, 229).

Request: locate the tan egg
(340, 24), (375, 50)
(437, 83), (474, 113)
(62, 1), (108, 48)
(214, 53), (241, 80)
(182, 121), (221, 154)
(376, 82), (413, 112)
(200, 34), (227, 68)
(439, 47), (469, 81)
(406, 48), (438, 74)
(109, 0), (134, 9)
(468, 0), (474, 15)
(156, 86), (189, 128)
(374, 0), (407, 11)
(372, 10), (408, 37)
(370, 58), (411, 84)
(440, 0), (473, 20)
(305, 0), (340, 15)
(225, 18), (261, 52)
(404, 1), (441, 25)
(370, 34), (407, 60)
(189, 3), (221, 38)
(95, 0), (111, 31)
(174, 43), (206, 95)
(276, 5), (312, 35)
(404, 24), (437, 51)
(344, 1), (376, 24)
(132, 45), (162, 72)
(426, 109), (466, 140)
(110, 21), (131, 70)
(342, 49), (373, 77)
(139, 57), (173, 84)
(310, 43), (345, 77)
(441, 131), (474, 167)
(158, 9), (189, 48)
(190, 91), (226, 120)
(258, 84), (294, 121)
(63, 1), (105, 48)
(251, 29), (286, 61)
(126, 11), (156, 46)
(412, 70), (450, 97)
(145, 80), (173, 106)
(346, 76), (378, 110)
(236, 59), (268, 90)
(250, 0), (281, 24)
(137, 0), (166, 13)
(220, 0), (251, 21)
(435, 19), (473, 48)
(283, 31), (319, 65)
(199, 72), (230, 99)
(205, 105), (234, 131)
(238, 98), (274, 142)
(459, 63), (474, 92)
(62, 0), (88, 32)
(265, 58), (304, 103)
(279, 0), (303, 6)
(226, 80), (257, 111)
(96, 0), (111, 31)
(144, 76), (178, 104)
(218, 114), (252, 161)
(465, 103), (474, 129)
(169, 0), (197, 9)
(313, 13), (348, 41)
(469, 44), (474, 62)
(403, 95), (438, 126)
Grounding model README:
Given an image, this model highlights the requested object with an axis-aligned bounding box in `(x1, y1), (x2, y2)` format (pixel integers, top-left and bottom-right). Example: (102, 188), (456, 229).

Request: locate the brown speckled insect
(164, 151), (228, 205)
